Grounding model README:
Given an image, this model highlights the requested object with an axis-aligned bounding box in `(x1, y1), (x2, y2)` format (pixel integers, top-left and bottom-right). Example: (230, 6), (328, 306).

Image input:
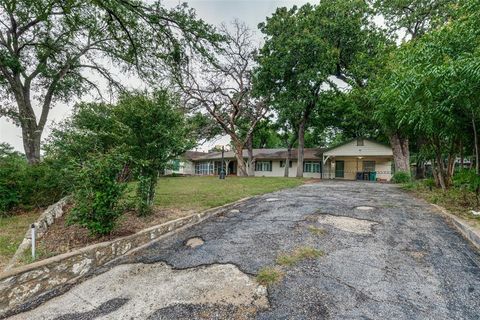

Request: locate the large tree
(255, 0), (380, 177)
(175, 20), (267, 176)
(380, 0), (480, 188)
(371, 0), (457, 174)
(0, 0), (218, 163)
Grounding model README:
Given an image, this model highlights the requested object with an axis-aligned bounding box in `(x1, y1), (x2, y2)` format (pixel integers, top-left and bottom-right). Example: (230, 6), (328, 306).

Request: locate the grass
(152, 176), (306, 211)
(2, 176), (308, 269)
(0, 210), (40, 269)
(402, 180), (480, 229)
(256, 267), (284, 286)
(307, 225), (326, 236)
(276, 246), (324, 266)
(257, 246), (324, 286)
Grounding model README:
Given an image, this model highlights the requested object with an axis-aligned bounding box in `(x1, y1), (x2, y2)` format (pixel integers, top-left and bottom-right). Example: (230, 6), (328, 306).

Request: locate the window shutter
(269, 161), (272, 171)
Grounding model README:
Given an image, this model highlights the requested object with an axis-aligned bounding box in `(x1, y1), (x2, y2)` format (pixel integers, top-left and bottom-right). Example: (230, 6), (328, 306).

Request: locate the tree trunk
(389, 133), (410, 174)
(473, 113), (479, 175)
(16, 94), (43, 164)
(22, 126), (42, 164)
(432, 137), (448, 190)
(296, 117), (307, 178)
(247, 135), (255, 176)
(460, 140), (464, 170)
(234, 142), (248, 176)
(284, 147), (292, 177)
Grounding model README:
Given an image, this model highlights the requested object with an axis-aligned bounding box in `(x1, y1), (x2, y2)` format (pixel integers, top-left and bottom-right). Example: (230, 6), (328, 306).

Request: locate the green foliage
(0, 145), (24, 215)
(392, 171), (411, 184)
(453, 170), (480, 194)
(68, 152), (127, 236)
(46, 90), (193, 233)
(0, 143), (69, 216)
(0, 0), (221, 162)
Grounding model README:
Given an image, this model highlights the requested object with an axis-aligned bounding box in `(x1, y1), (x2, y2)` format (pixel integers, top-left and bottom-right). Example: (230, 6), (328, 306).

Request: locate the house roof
(186, 148), (322, 161)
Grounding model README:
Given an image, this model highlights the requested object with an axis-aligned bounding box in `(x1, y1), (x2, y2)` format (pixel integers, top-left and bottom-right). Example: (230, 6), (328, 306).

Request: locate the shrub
(0, 144), (69, 216)
(0, 147), (25, 215)
(68, 153), (127, 236)
(422, 178), (436, 189)
(392, 171), (411, 184)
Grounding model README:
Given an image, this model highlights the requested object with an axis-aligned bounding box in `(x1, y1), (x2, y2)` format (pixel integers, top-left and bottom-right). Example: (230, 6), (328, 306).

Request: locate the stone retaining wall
(0, 198), (250, 318)
(5, 197), (71, 271)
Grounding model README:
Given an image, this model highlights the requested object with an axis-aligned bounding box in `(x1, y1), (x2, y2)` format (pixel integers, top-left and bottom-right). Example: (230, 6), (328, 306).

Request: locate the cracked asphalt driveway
(11, 181), (480, 319)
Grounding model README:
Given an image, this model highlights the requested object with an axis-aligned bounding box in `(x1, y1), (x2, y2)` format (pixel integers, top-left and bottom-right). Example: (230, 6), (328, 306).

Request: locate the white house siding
(323, 139), (392, 157)
(165, 160), (194, 175)
(254, 160), (321, 178)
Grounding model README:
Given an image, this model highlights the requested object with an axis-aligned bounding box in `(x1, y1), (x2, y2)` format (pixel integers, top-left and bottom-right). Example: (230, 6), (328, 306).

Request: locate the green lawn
(154, 176), (307, 211)
(0, 211), (39, 269)
(1, 176), (308, 269)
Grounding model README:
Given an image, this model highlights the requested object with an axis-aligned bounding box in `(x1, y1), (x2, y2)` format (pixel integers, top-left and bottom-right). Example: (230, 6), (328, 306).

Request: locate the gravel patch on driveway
(10, 181), (480, 319)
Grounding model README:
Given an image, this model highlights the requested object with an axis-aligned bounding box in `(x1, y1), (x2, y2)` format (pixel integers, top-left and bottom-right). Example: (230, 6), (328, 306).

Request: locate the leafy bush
(0, 144), (69, 216)
(68, 152), (128, 236)
(392, 171), (411, 184)
(422, 178), (436, 189)
(0, 145), (24, 215)
(453, 169), (480, 207)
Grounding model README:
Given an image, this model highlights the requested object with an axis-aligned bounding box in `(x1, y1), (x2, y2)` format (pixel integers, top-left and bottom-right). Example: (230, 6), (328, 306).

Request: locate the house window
(280, 160), (293, 168)
(304, 161), (320, 173)
(172, 159), (180, 171)
(195, 162), (213, 175)
(363, 160), (375, 172)
(255, 161), (272, 171)
(356, 138), (364, 146)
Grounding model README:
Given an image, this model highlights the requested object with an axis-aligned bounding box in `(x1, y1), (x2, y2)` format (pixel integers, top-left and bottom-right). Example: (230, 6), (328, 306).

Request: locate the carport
(321, 138), (394, 181)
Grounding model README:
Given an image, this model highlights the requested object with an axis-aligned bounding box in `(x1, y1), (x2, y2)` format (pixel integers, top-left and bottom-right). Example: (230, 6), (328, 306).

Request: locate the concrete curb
(0, 197), (251, 318)
(431, 204), (480, 250)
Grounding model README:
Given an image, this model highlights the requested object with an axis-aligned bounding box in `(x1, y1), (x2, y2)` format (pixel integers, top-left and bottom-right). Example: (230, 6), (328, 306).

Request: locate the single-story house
(167, 138), (394, 181)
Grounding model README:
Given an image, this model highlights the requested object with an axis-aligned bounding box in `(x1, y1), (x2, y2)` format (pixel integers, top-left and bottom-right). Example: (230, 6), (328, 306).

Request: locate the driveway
(10, 181), (480, 319)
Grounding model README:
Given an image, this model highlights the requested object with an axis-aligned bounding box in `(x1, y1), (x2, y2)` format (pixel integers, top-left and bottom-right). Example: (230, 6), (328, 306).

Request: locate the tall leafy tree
(0, 0), (219, 163)
(255, 0), (380, 177)
(371, 0), (456, 40)
(375, 0), (480, 188)
(371, 0), (457, 174)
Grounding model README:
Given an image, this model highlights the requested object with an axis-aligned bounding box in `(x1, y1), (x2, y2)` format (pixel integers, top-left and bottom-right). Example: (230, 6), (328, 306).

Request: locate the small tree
(47, 90), (194, 233)
(114, 91), (194, 215)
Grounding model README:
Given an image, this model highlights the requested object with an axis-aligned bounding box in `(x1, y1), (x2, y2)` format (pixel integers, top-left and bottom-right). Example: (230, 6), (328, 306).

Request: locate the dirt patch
(10, 263), (269, 319)
(33, 207), (194, 261)
(316, 214), (378, 235)
(185, 237), (205, 248)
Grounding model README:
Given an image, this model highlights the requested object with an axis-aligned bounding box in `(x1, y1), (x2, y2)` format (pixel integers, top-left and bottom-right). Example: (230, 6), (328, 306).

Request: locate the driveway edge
(0, 197), (251, 318)
(431, 204), (480, 250)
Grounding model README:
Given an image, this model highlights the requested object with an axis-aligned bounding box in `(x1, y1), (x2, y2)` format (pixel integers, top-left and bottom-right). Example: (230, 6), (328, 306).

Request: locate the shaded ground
(10, 181), (480, 319)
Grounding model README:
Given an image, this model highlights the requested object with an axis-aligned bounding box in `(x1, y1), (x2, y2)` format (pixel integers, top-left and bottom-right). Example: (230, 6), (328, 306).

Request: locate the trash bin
(356, 172), (363, 180)
(369, 171), (377, 181)
(363, 171), (370, 180)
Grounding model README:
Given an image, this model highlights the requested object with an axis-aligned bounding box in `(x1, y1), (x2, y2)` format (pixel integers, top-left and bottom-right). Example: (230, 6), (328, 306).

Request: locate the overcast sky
(0, 0), (316, 152)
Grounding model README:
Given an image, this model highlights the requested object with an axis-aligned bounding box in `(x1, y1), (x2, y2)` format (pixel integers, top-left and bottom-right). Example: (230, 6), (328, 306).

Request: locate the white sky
(0, 0), (345, 152)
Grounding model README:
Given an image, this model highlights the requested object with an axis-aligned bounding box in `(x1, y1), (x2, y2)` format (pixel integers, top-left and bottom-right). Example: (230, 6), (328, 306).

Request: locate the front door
(335, 160), (345, 178)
